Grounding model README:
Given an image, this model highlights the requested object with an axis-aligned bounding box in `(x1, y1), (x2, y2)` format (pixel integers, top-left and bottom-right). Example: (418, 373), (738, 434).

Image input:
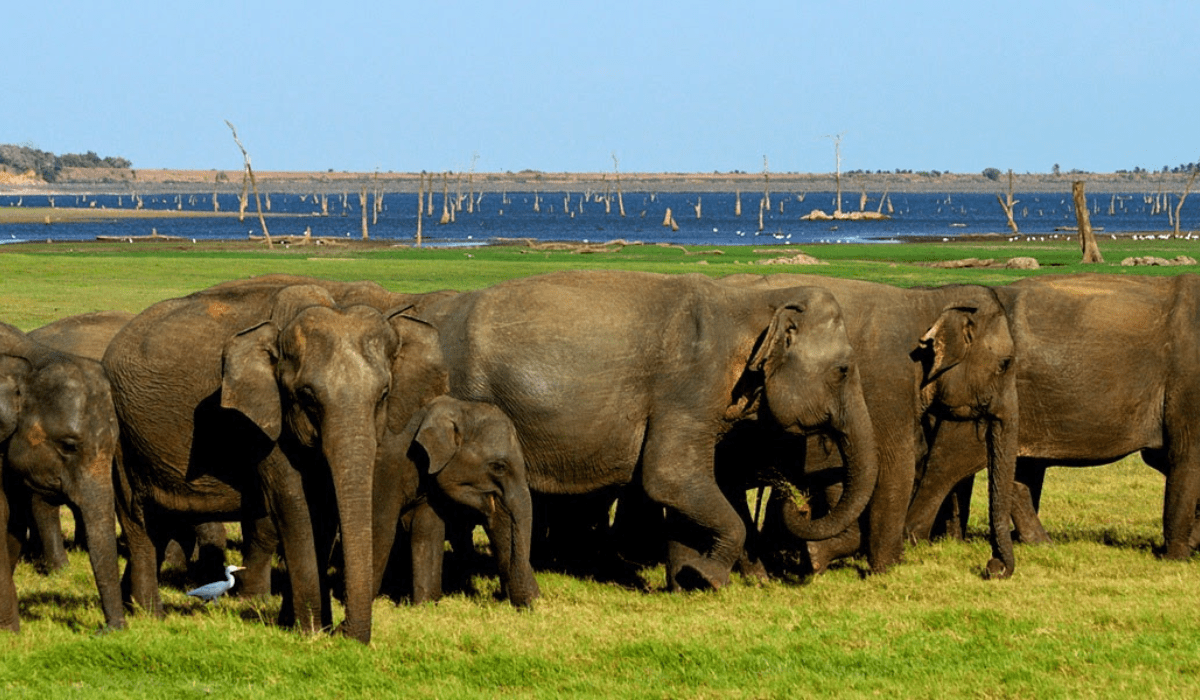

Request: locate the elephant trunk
(781, 377), (879, 541)
(486, 484), (540, 607)
(0, 490), (19, 632)
(983, 404), (1017, 579)
(325, 428), (376, 644)
(77, 480), (125, 631)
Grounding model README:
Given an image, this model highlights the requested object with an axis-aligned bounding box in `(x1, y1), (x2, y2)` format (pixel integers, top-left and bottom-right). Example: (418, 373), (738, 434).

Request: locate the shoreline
(3, 168), (1195, 197)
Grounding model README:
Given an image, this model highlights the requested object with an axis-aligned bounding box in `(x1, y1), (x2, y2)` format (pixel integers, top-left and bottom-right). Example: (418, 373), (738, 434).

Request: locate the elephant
(17, 311), (137, 572)
(26, 310), (229, 580)
(714, 274), (1018, 579)
(905, 273), (1200, 559)
(237, 319), (540, 610)
(371, 394), (538, 606)
(0, 322), (125, 632)
(416, 269), (879, 591)
(102, 276), (453, 644)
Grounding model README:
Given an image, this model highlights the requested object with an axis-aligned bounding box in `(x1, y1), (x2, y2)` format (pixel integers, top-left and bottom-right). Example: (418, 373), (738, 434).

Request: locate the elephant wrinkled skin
(907, 273), (1200, 559)
(717, 274), (1018, 579)
(419, 270), (879, 591)
(0, 322), (124, 632)
(103, 276), (450, 644)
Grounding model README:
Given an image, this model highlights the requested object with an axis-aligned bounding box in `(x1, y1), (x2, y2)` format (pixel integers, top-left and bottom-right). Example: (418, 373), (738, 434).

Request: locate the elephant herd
(1, 269), (1196, 644)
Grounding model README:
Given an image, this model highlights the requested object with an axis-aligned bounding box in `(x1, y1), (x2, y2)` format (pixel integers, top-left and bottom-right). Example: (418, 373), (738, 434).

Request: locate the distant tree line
(0, 144), (131, 182)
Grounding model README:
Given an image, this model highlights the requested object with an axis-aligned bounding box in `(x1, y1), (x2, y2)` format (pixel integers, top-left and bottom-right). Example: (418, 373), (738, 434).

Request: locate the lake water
(2, 191), (1196, 247)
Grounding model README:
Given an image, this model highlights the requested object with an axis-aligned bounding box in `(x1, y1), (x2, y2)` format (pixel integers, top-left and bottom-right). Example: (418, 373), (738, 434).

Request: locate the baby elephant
(374, 394), (538, 606)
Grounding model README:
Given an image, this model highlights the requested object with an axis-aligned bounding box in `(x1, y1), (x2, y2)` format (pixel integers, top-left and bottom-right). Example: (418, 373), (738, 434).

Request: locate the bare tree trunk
(415, 172), (424, 246)
(466, 154), (477, 214)
(758, 197), (765, 232)
(735, 190), (742, 217)
(356, 187), (366, 239)
(213, 174), (220, 212)
(225, 120), (271, 247)
(762, 156), (771, 211)
(693, 197), (702, 219)
(612, 153), (626, 217)
(662, 207), (673, 227)
(996, 169), (1020, 233)
(238, 169), (249, 222)
(1073, 180), (1103, 263)
(439, 173), (451, 225)
(1175, 167), (1199, 237)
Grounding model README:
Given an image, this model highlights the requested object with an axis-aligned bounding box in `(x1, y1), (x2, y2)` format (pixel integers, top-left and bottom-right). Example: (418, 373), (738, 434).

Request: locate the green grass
(1, 238), (1199, 698)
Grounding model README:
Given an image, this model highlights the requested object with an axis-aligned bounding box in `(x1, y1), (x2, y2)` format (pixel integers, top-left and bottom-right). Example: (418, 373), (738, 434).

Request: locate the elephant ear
(0, 355), (32, 443)
(414, 396), (463, 476)
(221, 322), (283, 441)
(386, 313), (449, 434)
(748, 302), (806, 373)
(917, 305), (978, 383)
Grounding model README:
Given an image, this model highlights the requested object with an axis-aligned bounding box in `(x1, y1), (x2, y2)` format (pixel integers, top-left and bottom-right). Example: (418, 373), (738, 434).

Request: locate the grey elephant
(103, 276), (454, 643)
(715, 274), (1018, 579)
(371, 394), (538, 605)
(906, 273), (1200, 559)
(417, 269), (879, 591)
(26, 310), (227, 580)
(238, 318), (540, 610)
(104, 275), (533, 644)
(0, 322), (124, 632)
(18, 311), (136, 573)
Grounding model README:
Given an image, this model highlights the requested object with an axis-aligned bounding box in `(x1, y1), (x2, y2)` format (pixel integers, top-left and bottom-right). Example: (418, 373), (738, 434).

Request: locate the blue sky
(6, 1), (1197, 175)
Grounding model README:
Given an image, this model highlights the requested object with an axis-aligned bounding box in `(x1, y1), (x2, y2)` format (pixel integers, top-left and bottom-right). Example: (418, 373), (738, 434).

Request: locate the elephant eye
(488, 461), (508, 476)
(998, 357), (1013, 374)
(297, 386), (318, 407)
(58, 437), (80, 454)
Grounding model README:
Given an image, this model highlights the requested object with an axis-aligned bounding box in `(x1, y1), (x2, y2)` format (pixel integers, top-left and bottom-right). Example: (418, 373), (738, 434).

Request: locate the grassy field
(1, 238), (1198, 698)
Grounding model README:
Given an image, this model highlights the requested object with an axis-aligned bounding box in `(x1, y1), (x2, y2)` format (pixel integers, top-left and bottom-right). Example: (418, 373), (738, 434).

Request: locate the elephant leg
(191, 522), (228, 583)
(862, 444), (915, 574)
(0, 492), (19, 632)
(611, 486), (667, 567)
(116, 501), (163, 617)
(928, 476), (974, 541)
(1010, 479), (1052, 544)
(260, 449), (325, 633)
(1162, 442), (1200, 560)
(239, 515), (277, 598)
(410, 501), (446, 604)
(642, 426), (743, 591)
(29, 497), (67, 573)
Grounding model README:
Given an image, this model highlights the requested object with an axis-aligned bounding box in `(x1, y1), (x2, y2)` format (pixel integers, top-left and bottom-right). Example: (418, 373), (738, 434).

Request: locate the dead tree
(359, 187), (369, 239)
(612, 153), (626, 217)
(1174, 166), (1199, 237)
(996, 169), (1020, 233)
(1072, 180), (1103, 263)
(415, 171), (425, 246)
(225, 120), (271, 247)
(825, 132), (845, 215)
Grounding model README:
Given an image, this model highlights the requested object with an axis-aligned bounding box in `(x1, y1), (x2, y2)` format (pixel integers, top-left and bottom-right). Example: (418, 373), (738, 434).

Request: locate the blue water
(1, 191), (1195, 246)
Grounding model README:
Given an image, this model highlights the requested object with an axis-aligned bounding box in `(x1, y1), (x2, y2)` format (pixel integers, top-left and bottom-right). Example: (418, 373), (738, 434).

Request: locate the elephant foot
(1161, 540), (1193, 561)
(982, 558), (1011, 580)
(803, 541), (831, 576)
(672, 558), (731, 591)
(734, 554), (770, 583)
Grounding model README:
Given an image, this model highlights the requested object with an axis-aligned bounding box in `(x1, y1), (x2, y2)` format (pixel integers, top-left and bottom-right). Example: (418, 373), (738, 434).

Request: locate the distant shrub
(0, 144), (130, 182)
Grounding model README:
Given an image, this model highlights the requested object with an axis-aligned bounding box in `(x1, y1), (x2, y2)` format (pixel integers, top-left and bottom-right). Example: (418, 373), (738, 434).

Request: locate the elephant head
(0, 326), (124, 632)
(747, 290), (879, 542)
(220, 285), (399, 643)
(411, 395), (539, 607)
(913, 294), (1018, 578)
